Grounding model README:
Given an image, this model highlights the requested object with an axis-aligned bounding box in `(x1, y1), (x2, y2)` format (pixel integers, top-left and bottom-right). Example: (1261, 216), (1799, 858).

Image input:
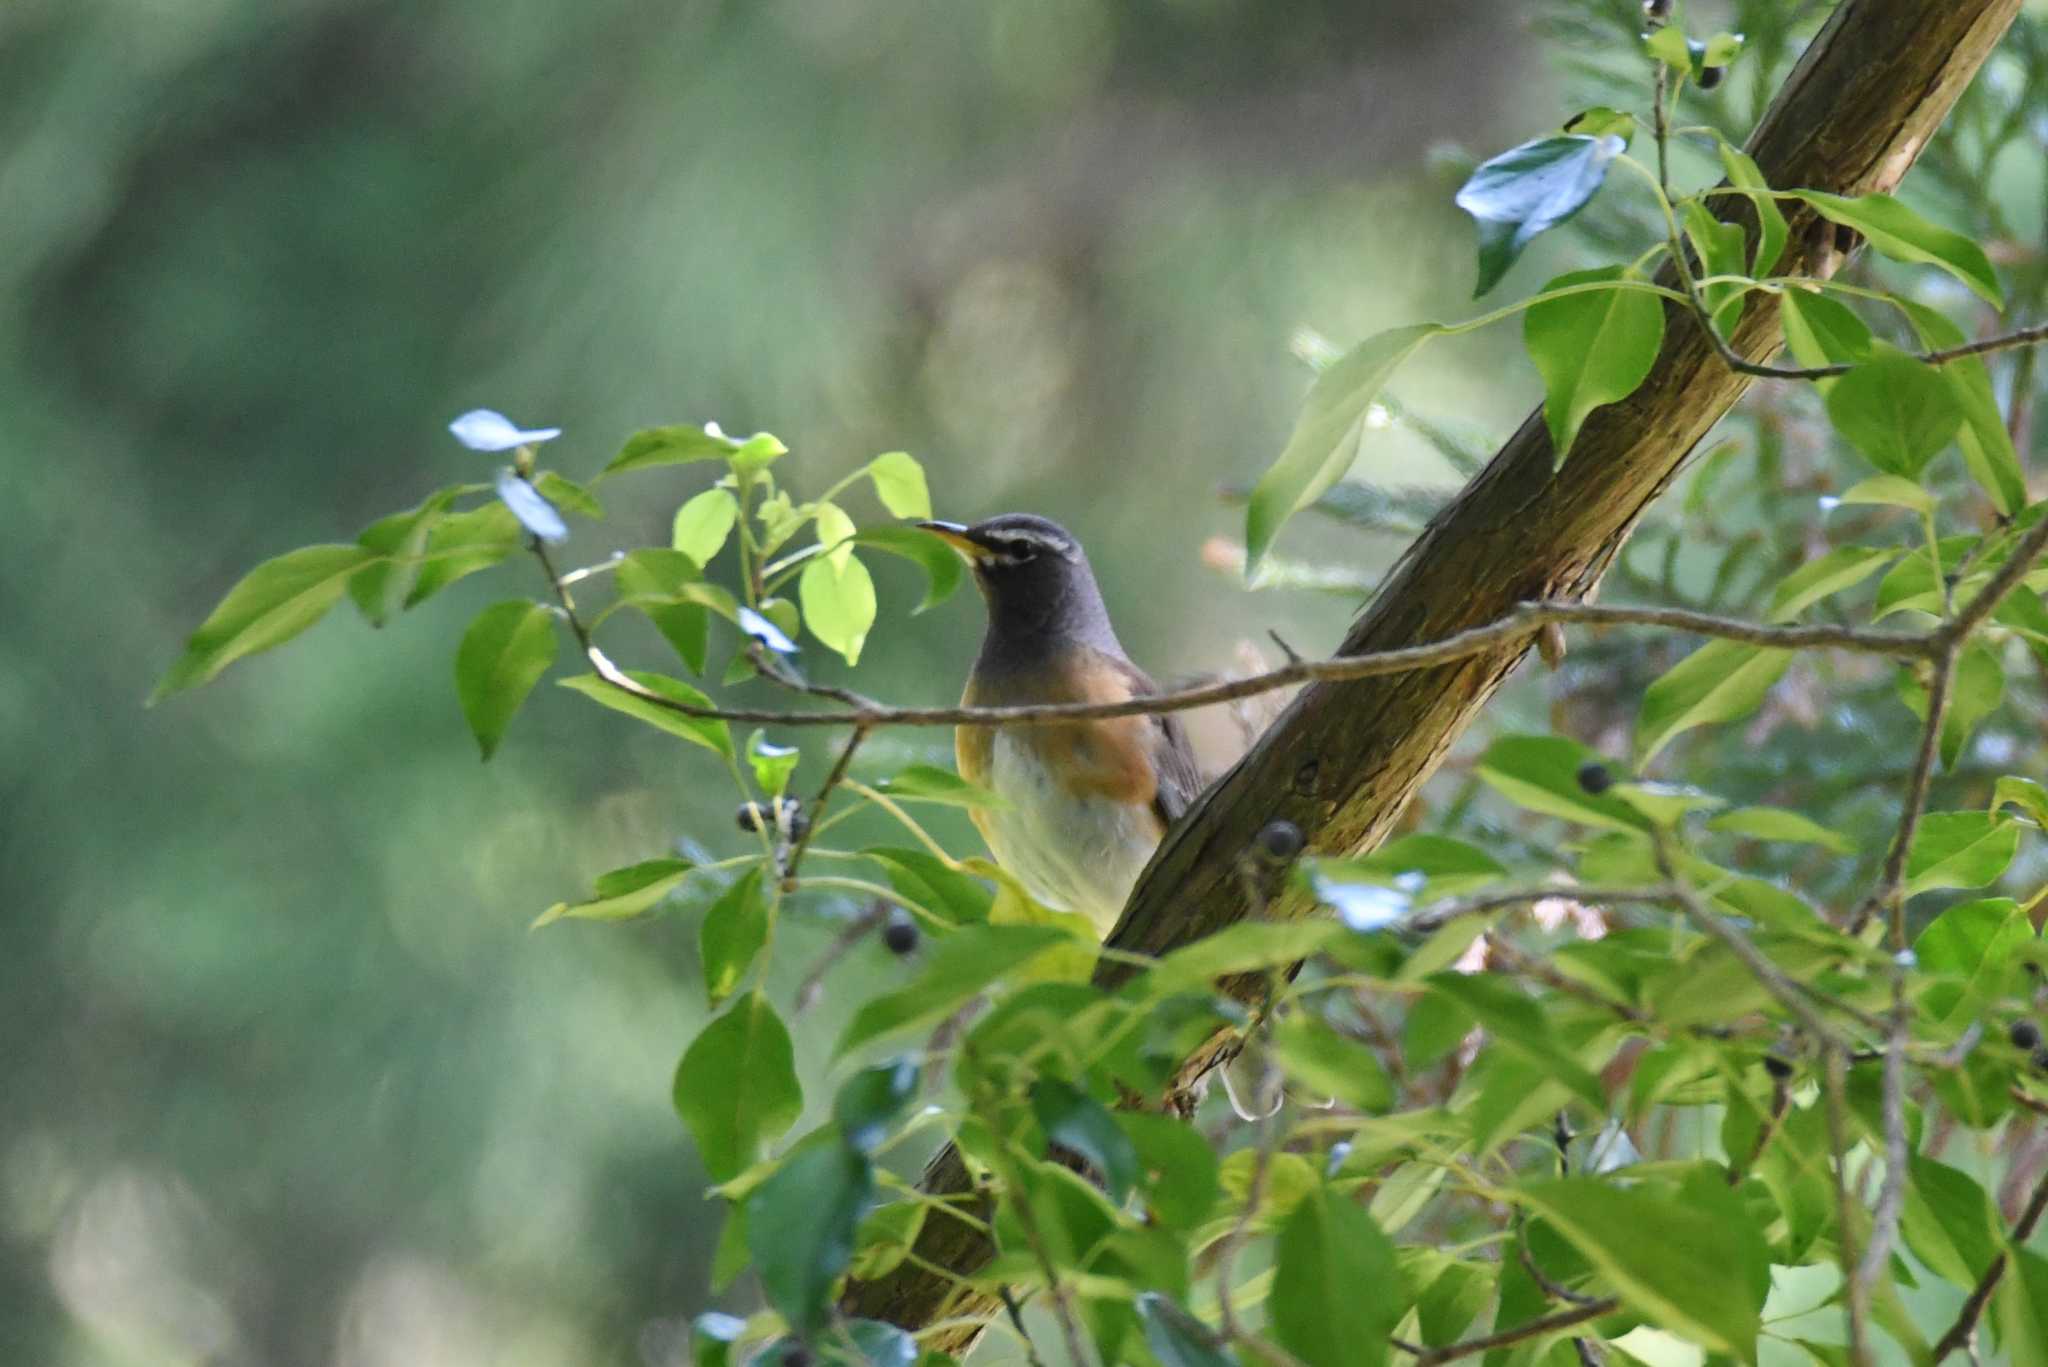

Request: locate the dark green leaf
(746, 1132), (872, 1338)
(153, 544), (377, 701)
(850, 525), (965, 614)
(532, 471), (603, 519)
(701, 869), (770, 1007)
(1245, 324), (1441, 569)
(1778, 289), (1872, 392)
(1518, 1176), (1764, 1356)
(674, 991), (803, 1181)
(533, 857), (694, 927)
(1425, 971), (1603, 1106)
(1455, 134), (1624, 296)
(1795, 190), (2002, 306)
(1896, 298), (2026, 517)
(1899, 642), (2003, 769)
(614, 548), (735, 674)
(1310, 833), (1506, 902)
(349, 489), (458, 625)
(1825, 348), (1965, 480)
(1269, 1184), (1401, 1367)
(1119, 1112), (1220, 1232)
(1030, 1078), (1140, 1203)
(1766, 546), (1896, 622)
(1899, 1155), (2000, 1285)
(1476, 734), (1646, 832)
(1149, 921), (1345, 993)
(1137, 1293), (1237, 1367)
(453, 600), (559, 759)
(558, 670), (732, 758)
(1904, 812), (2019, 898)
(603, 423), (740, 477)
(404, 503), (525, 608)
(875, 764), (1010, 809)
(1270, 1011), (1393, 1111)
(862, 847), (993, 924)
(834, 1057), (921, 1153)
(1706, 806), (1852, 854)
(1635, 640), (1792, 764)
(836, 925), (1072, 1056)
(1523, 266), (1665, 461)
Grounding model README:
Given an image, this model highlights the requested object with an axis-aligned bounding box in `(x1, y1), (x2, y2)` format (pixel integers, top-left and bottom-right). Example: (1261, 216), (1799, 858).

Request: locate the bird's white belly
(980, 731), (1159, 938)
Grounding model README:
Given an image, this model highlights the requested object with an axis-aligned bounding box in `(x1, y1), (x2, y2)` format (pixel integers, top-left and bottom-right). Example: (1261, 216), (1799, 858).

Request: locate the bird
(917, 514), (1205, 937)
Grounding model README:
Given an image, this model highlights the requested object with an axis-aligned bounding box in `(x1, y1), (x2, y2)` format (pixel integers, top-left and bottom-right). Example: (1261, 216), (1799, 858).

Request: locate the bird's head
(917, 513), (1113, 645)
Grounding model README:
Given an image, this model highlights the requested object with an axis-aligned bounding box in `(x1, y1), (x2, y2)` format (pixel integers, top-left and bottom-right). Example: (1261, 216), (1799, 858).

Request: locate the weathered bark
(844, 0), (2023, 1345)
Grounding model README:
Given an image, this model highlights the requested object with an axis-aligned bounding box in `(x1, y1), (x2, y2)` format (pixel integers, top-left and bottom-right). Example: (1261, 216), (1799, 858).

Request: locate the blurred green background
(9, 0), (2044, 1362)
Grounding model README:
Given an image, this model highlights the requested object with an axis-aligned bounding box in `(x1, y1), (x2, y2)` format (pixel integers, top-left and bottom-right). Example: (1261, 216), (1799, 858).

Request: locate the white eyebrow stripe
(990, 528), (1070, 556)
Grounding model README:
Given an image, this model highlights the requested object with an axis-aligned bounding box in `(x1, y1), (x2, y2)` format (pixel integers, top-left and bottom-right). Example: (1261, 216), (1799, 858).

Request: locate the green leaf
(1794, 190), (2002, 307)
(1455, 134), (1625, 296)
(1518, 1176), (1764, 1356)
(815, 501), (858, 572)
(850, 526), (965, 613)
(533, 857), (695, 927)
(1684, 201), (1751, 339)
(672, 488), (740, 567)
(1706, 806), (1853, 854)
(1904, 812), (2020, 898)
(349, 489), (458, 626)
(1825, 348), (1964, 480)
(862, 847), (994, 925)
(1030, 1078), (1140, 1203)
(1424, 971), (1604, 1106)
(800, 553), (878, 665)
(747, 731), (801, 798)
(728, 431), (789, 474)
(1899, 1154), (2000, 1286)
(603, 423), (740, 477)
(1836, 473), (1934, 515)
(1269, 1184), (1401, 1367)
(1310, 834), (1506, 902)
(849, 1200), (926, 1280)
(1996, 1248), (2048, 1363)
(532, 471), (603, 519)
(1245, 324), (1440, 569)
(1562, 106), (1633, 144)
(1476, 734), (1646, 832)
(866, 451), (931, 520)
(701, 869), (770, 1007)
(1992, 775), (2048, 828)
(834, 1057), (921, 1153)
(1778, 289), (1872, 393)
(836, 925), (1072, 1056)
(1900, 642), (2003, 769)
(1766, 546), (1896, 622)
(453, 600), (559, 760)
(1634, 639), (1792, 764)
(745, 1132), (871, 1339)
(674, 991), (803, 1182)
(1523, 266), (1665, 461)
(1269, 1011), (1393, 1112)
(153, 544), (377, 701)
(1914, 897), (2026, 1026)
(1644, 22), (1693, 71)
(1717, 143), (1788, 276)
(404, 503), (525, 608)
(1119, 1113), (1220, 1232)
(1136, 1294), (1236, 1367)
(1149, 921), (1345, 994)
(614, 548), (737, 674)
(874, 764), (1010, 809)
(1896, 298), (2026, 517)
(558, 671), (732, 758)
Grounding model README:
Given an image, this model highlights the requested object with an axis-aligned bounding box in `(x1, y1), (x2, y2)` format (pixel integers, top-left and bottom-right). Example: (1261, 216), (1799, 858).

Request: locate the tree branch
(1930, 1162), (2048, 1361)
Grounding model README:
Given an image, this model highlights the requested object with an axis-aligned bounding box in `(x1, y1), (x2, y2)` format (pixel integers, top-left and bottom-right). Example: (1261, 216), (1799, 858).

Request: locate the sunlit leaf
(603, 423), (739, 477)
(557, 670), (732, 757)
(454, 600), (559, 759)
(866, 451), (931, 520)
(533, 857), (694, 928)
(674, 991), (803, 1182)
(1899, 642), (2003, 769)
(851, 525), (965, 613)
(1992, 775), (2048, 828)
(1779, 289), (1872, 394)
(532, 471), (602, 520)
(1766, 546), (1896, 622)
(861, 847), (994, 925)
(404, 503), (524, 608)
(153, 544), (378, 702)
(746, 731), (801, 798)
(1836, 473), (1935, 515)
(800, 552), (878, 665)
(1904, 812), (2020, 898)
(728, 431), (789, 474)
(1914, 897), (2026, 1027)
(1635, 640), (1792, 764)
(672, 488), (740, 567)
(1245, 324), (1441, 569)
(1718, 142), (1788, 275)
(1455, 135), (1624, 296)
(1794, 190), (2002, 306)
(1523, 266), (1665, 461)
(349, 489), (458, 626)
(1684, 200), (1750, 339)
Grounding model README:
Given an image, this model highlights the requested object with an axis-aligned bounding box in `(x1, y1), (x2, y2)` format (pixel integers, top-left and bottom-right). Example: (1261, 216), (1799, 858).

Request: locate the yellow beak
(915, 520), (993, 563)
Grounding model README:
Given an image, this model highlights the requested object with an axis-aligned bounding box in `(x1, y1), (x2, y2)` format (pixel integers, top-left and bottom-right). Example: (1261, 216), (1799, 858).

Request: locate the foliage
(150, 5), (2048, 1366)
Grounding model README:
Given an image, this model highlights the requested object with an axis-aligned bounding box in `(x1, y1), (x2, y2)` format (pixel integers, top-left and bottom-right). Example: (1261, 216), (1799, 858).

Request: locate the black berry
(1763, 1053), (1794, 1081)
(1256, 820), (1305, 862)
(1642, 0), (1672, 21)
(1697, 64), (1726, 90)
(2012, 1019), (2042, 1051)
(1577, 762), (1615, 795)
(736, 801), (767, 832)
(882, 911), (919, 956)
(782, 1348), (813, 1367)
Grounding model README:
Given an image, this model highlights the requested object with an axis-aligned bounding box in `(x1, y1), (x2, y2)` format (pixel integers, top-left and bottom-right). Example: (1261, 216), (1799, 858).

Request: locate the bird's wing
(1112, 657), (1207, 828)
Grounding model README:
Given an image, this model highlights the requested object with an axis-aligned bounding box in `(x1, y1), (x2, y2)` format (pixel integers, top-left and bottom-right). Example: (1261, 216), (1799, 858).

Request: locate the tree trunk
(843, 0), (2023, 1346)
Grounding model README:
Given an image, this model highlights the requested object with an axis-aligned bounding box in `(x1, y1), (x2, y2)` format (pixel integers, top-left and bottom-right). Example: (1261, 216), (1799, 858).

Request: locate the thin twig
(1929, 1164), (2048, 1361)
(544, 597), (1936, 730)
(1857, 646), (1954, 940)
(1727, 1075), (1792, 1188)
(781, 722), (870, 889)
(793, 900), (888, 1013)
(1488, 939), (1645, 1023)
(997, 1285), (1050, 1367)
(1404, 885), (1681, 935)
(1852, 973), (1913, 1325)
(1393, 1298), (1619, 1365)
(1821, 1047), (1874, 1367)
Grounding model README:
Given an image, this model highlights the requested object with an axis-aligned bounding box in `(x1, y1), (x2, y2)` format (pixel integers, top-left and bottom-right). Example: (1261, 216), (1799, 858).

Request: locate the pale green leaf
(1904, 812), (2020, 898)
(866, 451), (931, 520)
(1766, 546), (1896, 622)
(154, 544), (378, 702)
(558, 671), (732, 758)
(672, 488), (740, 568)
(1634, 640), (1792, 764)
(800, 552), (878, 665)
(1795, 190), (2002, 307)
(533, 857), (694, 927)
